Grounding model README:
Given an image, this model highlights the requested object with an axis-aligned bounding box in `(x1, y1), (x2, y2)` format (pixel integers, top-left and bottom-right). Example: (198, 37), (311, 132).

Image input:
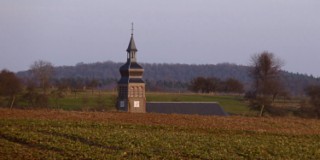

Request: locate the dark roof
(146, 102), (228, 116)
(130, 62), (143, 69)
(118, 77), (129, 84)
(120, 62), (143, 70)
(118, 78), (144, 84)
(129, 78), (144, 83)
(126, 35), (137, 52)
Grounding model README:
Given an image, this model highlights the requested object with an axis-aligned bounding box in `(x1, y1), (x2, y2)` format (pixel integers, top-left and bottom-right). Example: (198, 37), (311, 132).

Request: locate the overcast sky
(1, 0), (319, 76)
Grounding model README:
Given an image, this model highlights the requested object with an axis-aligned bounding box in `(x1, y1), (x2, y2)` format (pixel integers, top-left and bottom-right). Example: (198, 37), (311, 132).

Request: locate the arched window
(139, 86), (143, 97)
(134, 86), (137, 97)
(130, 87), (133, 97)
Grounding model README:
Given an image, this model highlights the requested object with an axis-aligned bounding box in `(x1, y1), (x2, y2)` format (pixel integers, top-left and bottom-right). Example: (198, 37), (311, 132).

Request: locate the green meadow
(17, 91), (250, 115)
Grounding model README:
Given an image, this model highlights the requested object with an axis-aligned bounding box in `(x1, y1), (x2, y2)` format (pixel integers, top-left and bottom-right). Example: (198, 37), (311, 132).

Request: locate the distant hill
(17, 61), (320, 95)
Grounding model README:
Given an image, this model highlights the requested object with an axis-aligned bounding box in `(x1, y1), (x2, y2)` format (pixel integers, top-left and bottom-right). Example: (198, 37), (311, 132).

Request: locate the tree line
(16, 61), (320, 95)
(0, 60), (112, 109)
(2, 53), (320, 118)
(189, 77), (244, 94)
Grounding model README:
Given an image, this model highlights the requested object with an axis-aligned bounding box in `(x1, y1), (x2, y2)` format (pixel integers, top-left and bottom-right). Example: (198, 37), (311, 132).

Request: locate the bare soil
(1, 108), (320, 135)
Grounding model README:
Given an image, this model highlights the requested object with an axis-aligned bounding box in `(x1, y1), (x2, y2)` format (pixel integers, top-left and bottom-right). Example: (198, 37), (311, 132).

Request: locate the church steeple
(117, 23), (146, 113)
(126, 35), (137, 52)
(126, 23), (138, 62)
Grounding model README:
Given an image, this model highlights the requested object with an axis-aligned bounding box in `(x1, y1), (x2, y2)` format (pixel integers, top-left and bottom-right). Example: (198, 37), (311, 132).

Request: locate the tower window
(120, 101), (124, 107)
(134, 101), (140, 107)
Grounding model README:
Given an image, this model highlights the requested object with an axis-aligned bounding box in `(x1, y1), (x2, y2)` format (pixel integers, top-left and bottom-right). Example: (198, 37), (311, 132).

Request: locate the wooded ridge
(17, 61), (320, 95)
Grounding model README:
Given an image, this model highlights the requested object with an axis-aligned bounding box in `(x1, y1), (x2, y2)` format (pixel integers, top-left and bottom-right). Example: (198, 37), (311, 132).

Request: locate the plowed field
(1, 108), (320, 159)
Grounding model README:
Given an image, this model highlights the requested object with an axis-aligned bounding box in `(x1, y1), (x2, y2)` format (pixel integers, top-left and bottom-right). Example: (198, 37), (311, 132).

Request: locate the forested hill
(17, 61), (320, 95)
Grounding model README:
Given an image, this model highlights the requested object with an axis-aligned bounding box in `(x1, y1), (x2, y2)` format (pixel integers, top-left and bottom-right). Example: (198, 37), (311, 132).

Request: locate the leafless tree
(30, 60), (54, 94)
(305, 85), (320, 118)
(249, 51), (284, 116)
(190, 76), (244, 94)
(189, 77), (208, 93)
(224, 78), (244, 93)
(0, 70), (22, 108)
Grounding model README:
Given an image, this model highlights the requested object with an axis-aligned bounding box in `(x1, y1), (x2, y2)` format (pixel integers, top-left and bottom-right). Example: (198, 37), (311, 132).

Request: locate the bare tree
(30, 60), (54, 94)
(224, 78), (244, 94)
(190, 76), (244, 94)
(0, 70), (22, 108)
(249, 51), (284, 116)
(189, 77), (207, 93)
(88, 79), (99, 95)
(305, 85), (320, 118)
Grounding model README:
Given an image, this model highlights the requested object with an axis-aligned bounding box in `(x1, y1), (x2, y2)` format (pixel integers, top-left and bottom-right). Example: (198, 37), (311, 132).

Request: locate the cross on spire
(127, 23), (137, 53)
(131, 22), (134, 35)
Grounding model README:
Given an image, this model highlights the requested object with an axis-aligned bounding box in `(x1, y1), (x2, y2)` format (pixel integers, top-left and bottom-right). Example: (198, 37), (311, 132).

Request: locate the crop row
(1, 118), (320, 159)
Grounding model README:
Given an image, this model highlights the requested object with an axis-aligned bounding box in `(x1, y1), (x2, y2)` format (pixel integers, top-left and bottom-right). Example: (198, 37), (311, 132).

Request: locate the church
(116, 25), (228, 116)
(116, 26), (146, 113)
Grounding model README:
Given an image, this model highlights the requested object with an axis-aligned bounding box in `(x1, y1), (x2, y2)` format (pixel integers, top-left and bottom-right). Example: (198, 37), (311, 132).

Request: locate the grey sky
(0, 0), (319, 76)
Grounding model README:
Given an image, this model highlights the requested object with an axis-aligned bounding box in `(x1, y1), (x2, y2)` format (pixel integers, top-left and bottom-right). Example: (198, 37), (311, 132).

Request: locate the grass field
(13, 91), (250, 115)
(146, 92), (250, 115)
(1, 108), (320, 159)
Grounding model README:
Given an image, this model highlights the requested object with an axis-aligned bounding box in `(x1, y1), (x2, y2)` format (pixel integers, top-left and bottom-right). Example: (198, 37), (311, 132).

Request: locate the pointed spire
(127, 23), (138, 52)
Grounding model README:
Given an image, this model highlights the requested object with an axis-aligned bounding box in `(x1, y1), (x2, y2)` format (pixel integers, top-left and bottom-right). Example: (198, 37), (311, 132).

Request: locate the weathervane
(131, 22), (134, 35)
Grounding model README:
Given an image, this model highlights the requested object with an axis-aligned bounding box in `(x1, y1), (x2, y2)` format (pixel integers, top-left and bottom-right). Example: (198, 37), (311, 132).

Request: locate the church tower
(117, 24), (146, 113)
